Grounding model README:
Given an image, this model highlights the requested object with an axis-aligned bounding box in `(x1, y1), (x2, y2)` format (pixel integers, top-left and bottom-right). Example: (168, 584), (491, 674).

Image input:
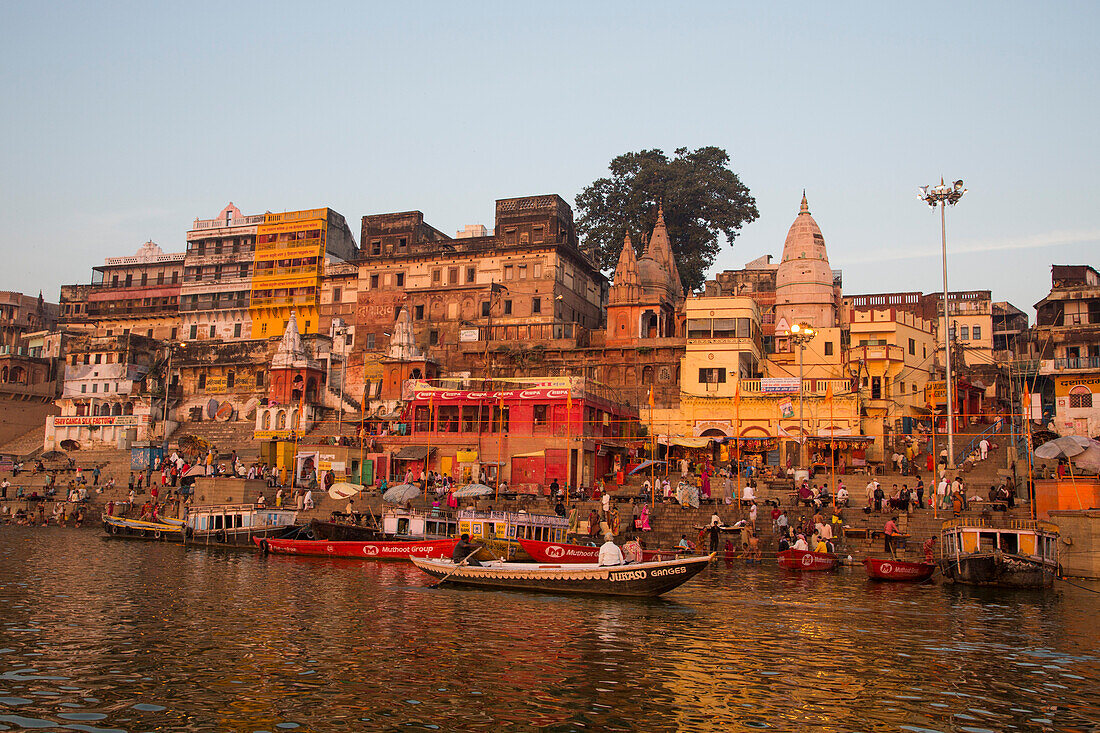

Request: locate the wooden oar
(430, 549), (481, 588)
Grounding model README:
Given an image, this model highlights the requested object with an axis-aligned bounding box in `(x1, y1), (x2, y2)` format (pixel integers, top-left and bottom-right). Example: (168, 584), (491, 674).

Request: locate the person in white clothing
(742, 484), (755, 502)
(597, 536), (625, 566)
(601, 491), (610, 513)
(979, 438), (990, 460)
(793, 534), (809, 551)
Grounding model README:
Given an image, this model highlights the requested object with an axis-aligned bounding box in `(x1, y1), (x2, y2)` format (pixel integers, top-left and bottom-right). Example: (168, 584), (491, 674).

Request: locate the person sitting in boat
(792, 534), (808, 551)
(777, 534), (790, 552)
(622, 535), (643, 564)
(676, 534), (694, 552)
(453, 533), (483, 567)
(598, 534), (625, 566)
(812, 536), (829, 553)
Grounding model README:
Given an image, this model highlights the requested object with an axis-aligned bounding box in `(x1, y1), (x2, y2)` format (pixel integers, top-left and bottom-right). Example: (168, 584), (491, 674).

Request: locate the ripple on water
(0, 529), (1096, 732)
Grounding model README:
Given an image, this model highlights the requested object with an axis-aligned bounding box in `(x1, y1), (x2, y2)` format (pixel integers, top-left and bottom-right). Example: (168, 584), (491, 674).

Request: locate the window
(1069, 387), (1092, 408)
(140, 273), (148, 286)
(503, 300), (512, 315)
(370, 274), (379, 289)
(518, 265), (527, 279)
(366, 333), (376, 350)
(429, 330), (438, 346)
(371, 240), (381, 255)
(960, 325), (969, 340)
(824, 341), (834, 356)
(481, 301), (491, 317)
(157, 272), (164, 285)
(448, 267), (459, 285)
(698, 368), (726, 384)
(333, 287), (342, 302)
(111, 275), (119, 287)
(466, 267), (475, 283)
(504, 265), (514, 280)
(226, 371), (235, 389)
(398, 237), (407, 251)
(94, 353), (101, 364)
(533, 404), (548, 425)
(170, 328), (177, 340)
(233, 323), (241, 338)
(909, 338), (916, 355)
(198, 373), (206, 390)
(81, 384), (86, 393)
(209, 326), (216, 338)
(125, 274), (132, 286)
(256, 370), (264, 386)
(432, 269), (441, 284)
(147, 329), (153, 337)
(972, 325), (982, 340)
(415, 305), (424, 320)
(533, 226), (544, 242)
(532, 297), (541, 314)
(533, 262), (542, 279)
(260, 323), (267, 336)
(189, 325), (198, 340)
(395, 272), (405, 287)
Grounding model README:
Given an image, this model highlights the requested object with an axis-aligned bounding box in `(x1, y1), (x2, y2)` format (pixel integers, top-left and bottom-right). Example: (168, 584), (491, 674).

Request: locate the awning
(629, 459), (665, 475)
(513, 450), (545, 458)
(658, 437), (712, 448)
(392, 446), (436, 461)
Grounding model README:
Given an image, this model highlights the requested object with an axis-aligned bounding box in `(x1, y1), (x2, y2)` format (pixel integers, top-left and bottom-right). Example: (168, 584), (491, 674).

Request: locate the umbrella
(59, 439), (81, 451)
(41, 450), (67, 461)
(178, 435), (209, 456)
(629, 459), (665, 475)
(1034, 435), (1094, 460)
(454, 483), (494, 499)
(328, 482), (363, 501)
(383, 484), (421, 504)
(183, 464), (207, 478)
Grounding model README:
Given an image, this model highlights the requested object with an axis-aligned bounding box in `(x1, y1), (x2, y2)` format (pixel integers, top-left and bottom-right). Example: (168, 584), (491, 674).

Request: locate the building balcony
(845, 344), (904, 363)
(1053, 356), (1100, 371)
(737, 378), (852, 395)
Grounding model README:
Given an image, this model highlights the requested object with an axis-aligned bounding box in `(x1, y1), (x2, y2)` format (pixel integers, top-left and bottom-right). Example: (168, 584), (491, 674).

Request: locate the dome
(775, 193), (836, 328)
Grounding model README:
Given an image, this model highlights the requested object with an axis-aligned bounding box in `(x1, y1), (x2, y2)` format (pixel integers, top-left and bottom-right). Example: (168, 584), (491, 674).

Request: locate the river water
(0, 528), (1096, 732)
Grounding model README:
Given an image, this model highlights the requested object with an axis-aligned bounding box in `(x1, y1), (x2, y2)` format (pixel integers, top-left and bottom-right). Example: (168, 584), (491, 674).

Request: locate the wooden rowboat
(410, 554), (715, 597)
(863, 557), (936, 582)
(254, 536), (458, 560)
(777, 549), (838, 571)
(517, 538), (680, 564)
(103, 515), (184, 541)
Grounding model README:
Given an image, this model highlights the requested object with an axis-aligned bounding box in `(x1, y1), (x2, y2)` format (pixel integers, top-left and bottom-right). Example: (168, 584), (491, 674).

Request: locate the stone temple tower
(775, 192), (836, 330)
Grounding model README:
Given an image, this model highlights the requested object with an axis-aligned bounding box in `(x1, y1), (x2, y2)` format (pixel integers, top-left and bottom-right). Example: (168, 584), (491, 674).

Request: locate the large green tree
(575, 147), (758, 293)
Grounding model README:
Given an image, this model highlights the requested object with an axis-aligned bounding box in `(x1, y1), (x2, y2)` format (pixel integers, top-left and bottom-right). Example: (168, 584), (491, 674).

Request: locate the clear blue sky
(1, 1), (1096, 318)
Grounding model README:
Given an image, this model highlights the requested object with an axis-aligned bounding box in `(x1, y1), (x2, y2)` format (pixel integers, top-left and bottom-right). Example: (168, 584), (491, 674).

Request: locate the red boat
(777, 549), (838, 571)
(253, 536), (458, 560)
(863, 557), (936, 582)
(517, 538), (680, 564)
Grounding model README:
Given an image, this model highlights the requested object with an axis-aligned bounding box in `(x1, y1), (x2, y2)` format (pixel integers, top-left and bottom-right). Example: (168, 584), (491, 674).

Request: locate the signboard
(412, 387), (570, 402)
(761, 378), (801, 394)
(1054, 376), (1099, 396)
(254, 430), (293, 440)
(925, 381), (947, 406)
(54, 415), (144, 427)
(459, 328), (480, 343)
(778, 399), (795, 419)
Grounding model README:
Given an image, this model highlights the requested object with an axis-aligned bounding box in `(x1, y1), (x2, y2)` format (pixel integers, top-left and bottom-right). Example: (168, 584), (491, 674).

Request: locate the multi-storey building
(61, 241), (186, 340)
(46, 333), (160, 449)
(1032, 265), (1100, 438)
(847, 307), (936, 450)
(249, 207), (357, 339)
(0, 291), (58, 351)
(181, 203), (264, 341)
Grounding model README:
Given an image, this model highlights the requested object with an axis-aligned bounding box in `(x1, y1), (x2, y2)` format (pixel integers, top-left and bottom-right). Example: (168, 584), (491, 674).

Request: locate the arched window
(0, 366), (7, 382)
(123, 402), (134, 415)
(261, 411), (271, 430)
(111, 402), (122, 416)
(1069, 385), (1093, 409)
(642, 366), (655, 384)
(290, 408), (300, 429)
(306, 377), (317, 402)
(275, 410), (286, 430)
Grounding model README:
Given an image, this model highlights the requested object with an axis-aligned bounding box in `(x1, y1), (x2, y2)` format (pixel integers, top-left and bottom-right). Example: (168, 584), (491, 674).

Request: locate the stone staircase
(0, 426), (46, 461)
(168, 420), (263, 463)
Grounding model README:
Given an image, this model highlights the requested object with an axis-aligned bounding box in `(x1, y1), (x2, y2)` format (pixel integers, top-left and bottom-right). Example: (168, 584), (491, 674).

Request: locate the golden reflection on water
(0, 528), (1097, 732)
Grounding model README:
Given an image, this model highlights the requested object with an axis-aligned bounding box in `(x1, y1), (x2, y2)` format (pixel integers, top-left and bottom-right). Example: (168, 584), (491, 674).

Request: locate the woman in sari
(638, 503), (651, 531)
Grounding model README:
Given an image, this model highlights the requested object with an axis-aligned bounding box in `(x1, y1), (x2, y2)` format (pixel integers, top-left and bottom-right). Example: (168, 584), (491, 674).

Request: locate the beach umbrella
(183, 464), (207, 478)
(383, 483), (421, 504)
(454, 483), (494, 499)
(177, 435), (209, 456)
(1034, 435), (1094, 460)
(328, 482), (363, 501)
(41, 450), (67, 461)
(59, 439), (81, 451)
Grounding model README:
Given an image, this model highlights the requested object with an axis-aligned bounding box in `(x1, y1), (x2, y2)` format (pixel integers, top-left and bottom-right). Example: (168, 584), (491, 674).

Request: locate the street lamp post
(789, 323), (817, 468)
(919, 179), (966, 469)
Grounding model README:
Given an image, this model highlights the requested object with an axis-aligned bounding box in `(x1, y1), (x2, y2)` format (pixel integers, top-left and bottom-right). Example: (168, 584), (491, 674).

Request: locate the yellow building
(847, 308), (935, 460)
(250, 208), (357, 338)
(682, 296), (762, 397)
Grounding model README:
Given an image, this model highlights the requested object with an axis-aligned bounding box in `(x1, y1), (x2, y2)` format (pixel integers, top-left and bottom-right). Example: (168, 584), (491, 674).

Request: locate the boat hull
(410, 555), (714, 597)
(939, 552), (1056, 589)
(308, 519), (382, 542)
(863, 557), (936, 582)
(102, 516), (183, 541)
(518, 538), (680, 564)
(777, 549), (838, 571)
(255, 536), (458, 560)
